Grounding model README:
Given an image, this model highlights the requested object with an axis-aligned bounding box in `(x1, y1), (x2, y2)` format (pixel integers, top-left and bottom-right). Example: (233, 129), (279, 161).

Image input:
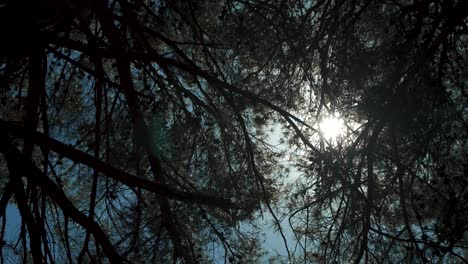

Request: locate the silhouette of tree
(0, 0), (467, 263)
(286, 1), (468, 263)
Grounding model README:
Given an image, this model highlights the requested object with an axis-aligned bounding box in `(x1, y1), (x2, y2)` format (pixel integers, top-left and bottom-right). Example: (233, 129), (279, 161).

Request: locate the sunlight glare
(319, 116), (345, 140)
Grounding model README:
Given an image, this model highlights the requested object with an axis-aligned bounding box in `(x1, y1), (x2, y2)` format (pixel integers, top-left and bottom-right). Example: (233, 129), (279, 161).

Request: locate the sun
(319, 115), (345, 140)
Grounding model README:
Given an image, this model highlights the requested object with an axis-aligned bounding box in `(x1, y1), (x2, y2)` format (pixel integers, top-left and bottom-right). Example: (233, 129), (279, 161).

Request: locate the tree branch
(0, 120), (238, 210)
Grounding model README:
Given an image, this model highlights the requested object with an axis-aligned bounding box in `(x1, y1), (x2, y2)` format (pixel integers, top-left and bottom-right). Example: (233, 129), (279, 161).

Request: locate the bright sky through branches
(319, 115), (345, 140)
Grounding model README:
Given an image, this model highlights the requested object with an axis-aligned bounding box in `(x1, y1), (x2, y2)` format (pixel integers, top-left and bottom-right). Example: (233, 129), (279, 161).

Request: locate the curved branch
(0, 120), (238, 210)
(0, 133), (125, 263)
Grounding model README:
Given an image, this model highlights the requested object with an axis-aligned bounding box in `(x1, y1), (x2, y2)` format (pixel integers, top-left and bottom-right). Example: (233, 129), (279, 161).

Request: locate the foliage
(0, 0), (467, 263)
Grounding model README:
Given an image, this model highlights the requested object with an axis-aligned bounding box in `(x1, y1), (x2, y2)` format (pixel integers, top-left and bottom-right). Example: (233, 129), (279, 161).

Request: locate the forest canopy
(0, 0), (467, 263)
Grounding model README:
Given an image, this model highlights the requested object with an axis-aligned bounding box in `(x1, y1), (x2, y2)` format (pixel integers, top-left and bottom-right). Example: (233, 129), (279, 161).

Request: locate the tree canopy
(0, 0), (467, 263)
